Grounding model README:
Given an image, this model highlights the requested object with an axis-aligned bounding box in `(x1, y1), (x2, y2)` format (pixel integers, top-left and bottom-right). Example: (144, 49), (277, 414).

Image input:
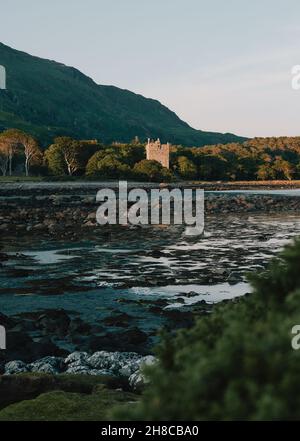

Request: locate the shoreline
(1, 179), (300, 192)
(1, 187), (300, 236)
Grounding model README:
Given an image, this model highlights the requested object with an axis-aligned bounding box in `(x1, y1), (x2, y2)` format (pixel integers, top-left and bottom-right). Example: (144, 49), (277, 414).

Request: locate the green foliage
(45, 137), (100, 176)
(0, 373), (137, 421)
(0, 388), (136, 421)
(114, 144), (146, 166)
(116, 239), (300, 420)
(44, 143), (66, 175)
(86, 151), (131, 179)
(175, 156), (197, 179)
(3, 126), (300, 181)
(133, 159), (174, 182)
(0, 128), (41, 176)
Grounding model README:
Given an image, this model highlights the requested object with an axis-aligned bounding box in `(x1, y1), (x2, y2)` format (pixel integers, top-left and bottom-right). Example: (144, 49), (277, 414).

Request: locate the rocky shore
(3, 351), (156, 391)
(1, 183), (300, 236)
(1, 182), (300, 410)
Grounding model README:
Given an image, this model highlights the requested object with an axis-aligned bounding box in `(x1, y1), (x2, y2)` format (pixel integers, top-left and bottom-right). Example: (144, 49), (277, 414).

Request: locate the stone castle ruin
(146, 138), (170, 169)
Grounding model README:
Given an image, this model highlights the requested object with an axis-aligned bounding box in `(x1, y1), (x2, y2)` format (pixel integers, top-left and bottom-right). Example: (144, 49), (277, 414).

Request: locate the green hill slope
(0, 42), (246, 146)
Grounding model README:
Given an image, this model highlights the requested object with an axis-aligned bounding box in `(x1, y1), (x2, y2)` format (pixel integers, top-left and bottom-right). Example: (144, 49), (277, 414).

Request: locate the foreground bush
(116, 240), (300, 420)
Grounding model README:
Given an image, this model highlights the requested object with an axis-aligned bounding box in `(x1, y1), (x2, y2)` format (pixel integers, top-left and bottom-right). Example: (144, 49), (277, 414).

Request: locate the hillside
(0, 43), (246, 146)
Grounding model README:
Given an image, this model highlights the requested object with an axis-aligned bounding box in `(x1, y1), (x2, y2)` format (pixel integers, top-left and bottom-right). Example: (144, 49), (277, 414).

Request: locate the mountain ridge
(0, 42), (247, 147)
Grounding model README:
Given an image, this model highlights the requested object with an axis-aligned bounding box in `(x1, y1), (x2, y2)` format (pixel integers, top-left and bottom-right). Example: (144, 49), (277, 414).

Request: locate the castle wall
(146, 140), (170, 168)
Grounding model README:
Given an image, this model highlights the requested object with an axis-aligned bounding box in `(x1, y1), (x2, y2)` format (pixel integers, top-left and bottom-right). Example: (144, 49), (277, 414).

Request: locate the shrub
(116, 239), (300, 420)
(175, 156), (197, 179)
(133, 159), (174, 182)
(86, 152), (131, 179)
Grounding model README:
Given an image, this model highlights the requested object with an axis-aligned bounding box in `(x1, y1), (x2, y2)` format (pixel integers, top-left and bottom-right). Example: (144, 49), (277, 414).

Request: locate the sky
(1, 0), (300, 138)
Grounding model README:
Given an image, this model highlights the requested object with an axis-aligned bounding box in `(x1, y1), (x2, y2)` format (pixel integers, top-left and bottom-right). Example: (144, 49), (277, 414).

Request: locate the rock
(185, 291), (199, 298)
(29, 356), (65, 374)
(114, 355), (155, 378)
(65, 365), (91, 375)
(119, 362), (140, 377)
(89, 369), (114, 376)
(36, 310), (70, 336)
(2, 350), (154, 387)
(146, 250), (165, 258)
(4, 360), (29, 375)
(102, 313), (132, 327)
(38, 355), (64, 367)
(139, 355), (156, 368)
(3, 328), (66, 363)
(0, 312), (16, 328)
(227, 271), (244, 285)
(64, 351), (89, 366)
(86, 328), (150, 354)
(214, 268), (229, 276)
(68, 318), (91, 336)
(29, 362), (58, 374)
(87, 351), (141, 374)
(128, 371), (148, 391)
(85, 212), (96, 220)
(87, 351), (117, 370)
(84, 221), (94, 227)
(119, 327), (148, 346)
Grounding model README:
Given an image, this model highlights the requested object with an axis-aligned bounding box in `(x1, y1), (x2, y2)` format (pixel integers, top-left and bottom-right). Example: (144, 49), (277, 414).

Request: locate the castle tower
(146, 138), (170, 169)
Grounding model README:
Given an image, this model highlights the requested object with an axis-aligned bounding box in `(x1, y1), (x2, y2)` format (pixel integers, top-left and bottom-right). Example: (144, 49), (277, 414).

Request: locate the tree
(118, 145), (145, 167)
(1, 129), (41, 176)
(272, 157), (294, 180)
(21, 134), (41, 176)
(0, 129), (21, 176)
(256, 163), (276, 180)
(197, 154), (229, 180)
(175, 156), (197, 179)
(45, 137), (86, 176)
(57, 137), (80, 176)
(133, 160), (174, 182)
(44, 144), (66, 175)
(86, 152), (130, 178)
(0, 138), (9, 176)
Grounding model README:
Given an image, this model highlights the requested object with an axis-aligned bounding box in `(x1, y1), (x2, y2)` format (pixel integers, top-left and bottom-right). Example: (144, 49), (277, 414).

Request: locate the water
(1, 213), (300, 323)
(1, 210), (300, 354)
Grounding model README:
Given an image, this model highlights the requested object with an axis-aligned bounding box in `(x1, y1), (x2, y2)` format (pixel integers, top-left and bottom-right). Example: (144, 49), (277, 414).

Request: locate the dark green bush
(116, 239), (300, 420)
(133, 159), (174, 182)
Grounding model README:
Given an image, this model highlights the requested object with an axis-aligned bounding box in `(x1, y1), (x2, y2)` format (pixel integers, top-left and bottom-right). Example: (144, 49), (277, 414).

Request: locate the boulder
(64, 351), (89, 366)
(227, 271), (244, 285)
(129, 371), (147, 391)
(4, 360), (29, 375)
(28, 356), (64, 374)
(29, 362), (58, 375)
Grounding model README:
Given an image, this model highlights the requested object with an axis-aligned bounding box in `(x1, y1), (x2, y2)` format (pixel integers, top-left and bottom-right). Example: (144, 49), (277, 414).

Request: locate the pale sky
(1, 0), (300, 138)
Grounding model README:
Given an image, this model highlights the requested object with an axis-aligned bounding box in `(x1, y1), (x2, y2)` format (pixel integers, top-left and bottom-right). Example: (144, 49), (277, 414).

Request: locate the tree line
(1, 129), (300, 181)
